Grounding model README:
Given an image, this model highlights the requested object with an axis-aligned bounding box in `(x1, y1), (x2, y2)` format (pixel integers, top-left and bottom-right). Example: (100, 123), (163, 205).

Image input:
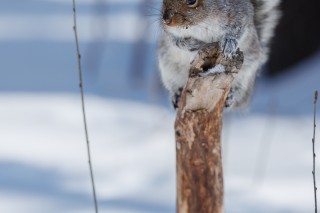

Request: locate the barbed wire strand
(72, 1), (99, 212)
(313, 90), (318, 213)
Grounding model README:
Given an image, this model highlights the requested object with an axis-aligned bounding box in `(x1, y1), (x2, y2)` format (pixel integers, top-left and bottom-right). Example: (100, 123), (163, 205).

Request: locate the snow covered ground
(0, 95), (175, 213)
(0, 0), (319, 212)
(0, 92), (319, 213)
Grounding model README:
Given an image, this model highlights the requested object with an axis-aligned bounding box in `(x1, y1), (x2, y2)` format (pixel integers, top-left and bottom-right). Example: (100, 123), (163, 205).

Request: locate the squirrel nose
(162, 9), (174, 25)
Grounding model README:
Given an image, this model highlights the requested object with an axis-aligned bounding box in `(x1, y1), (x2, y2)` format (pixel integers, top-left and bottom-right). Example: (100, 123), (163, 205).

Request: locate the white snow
(0, 94), (176, 213)
(39, 0), (146, 4)
(200, 64), (226, 76)
(0, 14), (156, 42)
(0, 92), (319, 213)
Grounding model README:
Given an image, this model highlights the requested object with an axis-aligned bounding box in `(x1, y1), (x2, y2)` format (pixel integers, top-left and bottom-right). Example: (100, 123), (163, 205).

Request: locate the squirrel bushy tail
(251, 0), (281, 58)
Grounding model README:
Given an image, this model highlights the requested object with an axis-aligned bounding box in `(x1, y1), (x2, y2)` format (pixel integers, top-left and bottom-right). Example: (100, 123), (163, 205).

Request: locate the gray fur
(158, 0), (281, 108)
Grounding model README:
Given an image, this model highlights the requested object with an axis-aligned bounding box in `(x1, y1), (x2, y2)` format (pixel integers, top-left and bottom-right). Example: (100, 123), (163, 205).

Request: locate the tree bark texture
(175, 43), (243, 213)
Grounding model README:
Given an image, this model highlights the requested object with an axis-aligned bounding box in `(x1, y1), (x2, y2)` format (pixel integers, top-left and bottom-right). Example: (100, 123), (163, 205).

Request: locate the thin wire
(313, 90), (318, 213)
(72, 0), (99, 212)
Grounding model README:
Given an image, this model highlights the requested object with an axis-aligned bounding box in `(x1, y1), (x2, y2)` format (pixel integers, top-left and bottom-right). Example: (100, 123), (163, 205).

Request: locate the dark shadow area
(267, 0), (320, 76)
(0, 161), (174, 212)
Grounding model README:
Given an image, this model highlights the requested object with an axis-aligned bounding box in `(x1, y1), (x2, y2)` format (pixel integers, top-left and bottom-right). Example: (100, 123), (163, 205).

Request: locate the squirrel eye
(185, 0), (198, 7)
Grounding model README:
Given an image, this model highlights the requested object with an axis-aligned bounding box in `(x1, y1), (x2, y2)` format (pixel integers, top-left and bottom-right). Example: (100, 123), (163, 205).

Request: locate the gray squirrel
(158, 0), (281, 108)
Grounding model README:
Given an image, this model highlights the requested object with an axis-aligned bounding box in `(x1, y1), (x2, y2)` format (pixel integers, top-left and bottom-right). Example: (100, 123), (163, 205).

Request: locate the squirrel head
(161, 0), (209, 28)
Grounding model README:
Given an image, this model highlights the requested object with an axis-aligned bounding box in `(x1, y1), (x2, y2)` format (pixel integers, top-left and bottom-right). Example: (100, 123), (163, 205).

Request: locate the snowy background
(0, 0), (319, 212)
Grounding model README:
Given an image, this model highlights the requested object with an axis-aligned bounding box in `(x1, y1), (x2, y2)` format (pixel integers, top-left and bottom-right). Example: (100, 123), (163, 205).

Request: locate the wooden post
(175, 43), (243, 213)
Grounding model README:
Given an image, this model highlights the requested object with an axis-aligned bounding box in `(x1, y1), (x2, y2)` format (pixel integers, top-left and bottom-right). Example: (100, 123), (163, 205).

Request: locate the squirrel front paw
(175, 37), (205, 52)
(221, 37), (238, 59)
(171, 87), (183, 109)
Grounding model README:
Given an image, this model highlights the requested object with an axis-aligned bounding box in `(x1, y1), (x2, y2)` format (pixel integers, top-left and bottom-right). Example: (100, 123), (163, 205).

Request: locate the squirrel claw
(225, 88), (235, 108)
(222, 37), (238, 59)
(172, 88), (183, 109)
